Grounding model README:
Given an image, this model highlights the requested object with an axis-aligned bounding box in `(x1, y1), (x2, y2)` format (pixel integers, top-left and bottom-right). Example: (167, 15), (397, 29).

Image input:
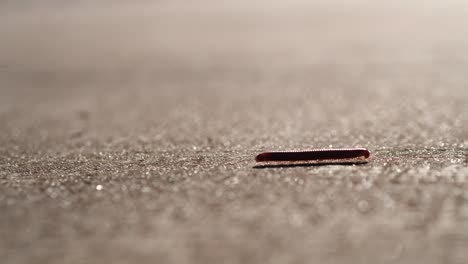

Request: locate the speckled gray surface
(1, 1), (468, 264)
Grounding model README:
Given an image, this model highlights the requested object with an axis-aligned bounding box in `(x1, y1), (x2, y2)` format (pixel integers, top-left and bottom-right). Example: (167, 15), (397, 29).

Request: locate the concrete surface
(1, 1), (468, 263)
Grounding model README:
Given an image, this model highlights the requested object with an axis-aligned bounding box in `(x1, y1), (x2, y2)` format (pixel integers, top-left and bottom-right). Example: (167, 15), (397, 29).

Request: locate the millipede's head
(362, 149), (370, 158)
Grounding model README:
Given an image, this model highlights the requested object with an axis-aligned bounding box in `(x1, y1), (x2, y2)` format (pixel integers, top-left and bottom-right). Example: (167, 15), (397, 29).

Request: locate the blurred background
(2, 0), (468, 67)
(1, 0), (467, 146)
(1, 1), (467, 264)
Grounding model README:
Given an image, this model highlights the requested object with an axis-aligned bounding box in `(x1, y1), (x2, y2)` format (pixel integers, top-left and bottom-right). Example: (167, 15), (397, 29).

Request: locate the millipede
(255, 148), (370, 165)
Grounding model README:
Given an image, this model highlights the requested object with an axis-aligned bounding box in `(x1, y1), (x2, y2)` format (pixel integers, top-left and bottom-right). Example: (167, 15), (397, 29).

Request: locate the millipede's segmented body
(255, 148), (370, 164)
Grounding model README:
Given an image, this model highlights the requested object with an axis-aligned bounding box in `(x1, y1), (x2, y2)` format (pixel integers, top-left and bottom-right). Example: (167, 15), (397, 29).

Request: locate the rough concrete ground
(1, 1), (468, 263)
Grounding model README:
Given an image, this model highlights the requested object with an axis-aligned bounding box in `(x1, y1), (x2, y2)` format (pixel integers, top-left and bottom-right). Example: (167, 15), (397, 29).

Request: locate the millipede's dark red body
(255, 148), (370, 164)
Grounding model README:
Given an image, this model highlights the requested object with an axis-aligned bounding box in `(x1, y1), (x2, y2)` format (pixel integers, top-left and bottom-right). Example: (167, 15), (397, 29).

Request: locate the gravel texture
(1, 1), (468, 264)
